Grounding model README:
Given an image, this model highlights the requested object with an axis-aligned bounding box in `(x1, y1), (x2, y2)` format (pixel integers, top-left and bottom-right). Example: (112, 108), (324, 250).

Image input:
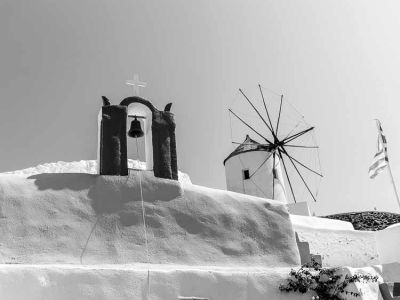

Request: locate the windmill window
(243, 169), (250, 180)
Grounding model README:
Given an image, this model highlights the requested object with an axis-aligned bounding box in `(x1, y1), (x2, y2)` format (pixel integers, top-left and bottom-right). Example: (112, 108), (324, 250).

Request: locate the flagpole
(387, 163), (400, 211)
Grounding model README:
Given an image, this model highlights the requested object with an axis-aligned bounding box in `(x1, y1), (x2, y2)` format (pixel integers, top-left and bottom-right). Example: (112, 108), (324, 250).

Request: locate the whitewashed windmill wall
(224, 135), (287, 203)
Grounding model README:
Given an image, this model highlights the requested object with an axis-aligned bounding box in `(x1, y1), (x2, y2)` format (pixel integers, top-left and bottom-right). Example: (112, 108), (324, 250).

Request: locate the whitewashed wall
(291, 215), (380, 268)
(375, 223), (400, 265)
(292, 215), (400, 267)
(0, 265), (315, 300)
(290, 215), (354, 230)
(287, 202), (311, 216)
(1, 263), (398, 300)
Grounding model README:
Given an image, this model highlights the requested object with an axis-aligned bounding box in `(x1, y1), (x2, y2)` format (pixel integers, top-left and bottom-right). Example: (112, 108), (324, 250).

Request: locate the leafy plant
(279, 259), (378, 300)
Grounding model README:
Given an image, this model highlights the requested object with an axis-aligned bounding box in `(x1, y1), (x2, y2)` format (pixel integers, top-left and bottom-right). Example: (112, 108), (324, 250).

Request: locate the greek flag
(369, 119), (389, 179)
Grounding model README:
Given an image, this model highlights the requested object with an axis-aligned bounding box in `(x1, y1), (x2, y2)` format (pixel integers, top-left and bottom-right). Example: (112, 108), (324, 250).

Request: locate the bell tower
(97, 96), (178, 180)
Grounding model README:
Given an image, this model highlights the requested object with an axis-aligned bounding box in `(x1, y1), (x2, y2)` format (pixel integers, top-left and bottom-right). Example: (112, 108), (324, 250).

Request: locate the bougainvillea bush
(279, 259), (378, 300)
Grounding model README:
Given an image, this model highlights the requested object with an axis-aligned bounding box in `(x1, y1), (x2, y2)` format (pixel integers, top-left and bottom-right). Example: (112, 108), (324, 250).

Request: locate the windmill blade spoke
(278, 150), (297, 203)
(239, 88), (276, 138)
(283, 152), (317, 202)
(284, 144), (319, 149)
(275, 94), (284, 135)
(249, 152), (273, 178)
(282, 149), (323, 177)
(228, 109), (273, 144)
(272, 152), (276, 200)
(229, 86), (323, 204)
(258, 84), (275, 132)
(283, 126), (314, 144)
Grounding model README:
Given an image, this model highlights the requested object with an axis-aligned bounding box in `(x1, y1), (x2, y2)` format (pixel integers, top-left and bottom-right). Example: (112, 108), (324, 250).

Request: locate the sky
(1, 0), (400, 215)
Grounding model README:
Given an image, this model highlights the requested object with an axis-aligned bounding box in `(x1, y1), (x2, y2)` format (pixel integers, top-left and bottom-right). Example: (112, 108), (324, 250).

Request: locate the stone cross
(126, 74), (147, 96)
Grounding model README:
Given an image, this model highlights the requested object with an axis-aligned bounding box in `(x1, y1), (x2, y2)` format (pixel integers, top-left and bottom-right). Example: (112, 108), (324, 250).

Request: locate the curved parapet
(120, 96), (157, 113)
(120, 96), (173, 114)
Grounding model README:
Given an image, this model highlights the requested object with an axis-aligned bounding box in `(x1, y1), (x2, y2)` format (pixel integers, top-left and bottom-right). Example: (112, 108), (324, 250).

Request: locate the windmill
(225, 85), (323, 204)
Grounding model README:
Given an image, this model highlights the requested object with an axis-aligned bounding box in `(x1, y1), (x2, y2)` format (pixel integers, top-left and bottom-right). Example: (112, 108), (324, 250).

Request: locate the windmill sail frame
(228, 84), (323, 203)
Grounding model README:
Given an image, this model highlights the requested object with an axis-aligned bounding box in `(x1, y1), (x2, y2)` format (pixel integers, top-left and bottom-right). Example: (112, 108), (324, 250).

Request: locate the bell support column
(99, 104), (128, 175)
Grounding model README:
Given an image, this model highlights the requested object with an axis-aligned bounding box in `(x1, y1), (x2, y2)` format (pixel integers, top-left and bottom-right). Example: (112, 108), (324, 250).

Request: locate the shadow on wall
(28, 173), (97, 191)
(28, 172), (183, 216)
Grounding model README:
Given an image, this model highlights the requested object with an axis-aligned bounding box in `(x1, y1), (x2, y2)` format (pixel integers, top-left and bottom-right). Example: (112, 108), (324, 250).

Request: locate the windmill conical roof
(223, 135), (272, 165)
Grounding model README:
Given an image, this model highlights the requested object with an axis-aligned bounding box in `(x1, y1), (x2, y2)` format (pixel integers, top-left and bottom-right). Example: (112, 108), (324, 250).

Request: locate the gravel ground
(322, 211), (400, 231)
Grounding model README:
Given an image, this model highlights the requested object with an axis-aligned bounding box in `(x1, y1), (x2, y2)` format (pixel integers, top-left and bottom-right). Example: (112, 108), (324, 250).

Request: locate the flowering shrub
(279, 259), (378, 300)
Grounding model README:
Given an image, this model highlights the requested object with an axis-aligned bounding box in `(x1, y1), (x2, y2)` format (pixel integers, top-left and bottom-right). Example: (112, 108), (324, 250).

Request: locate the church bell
(128, 116), (144, 138)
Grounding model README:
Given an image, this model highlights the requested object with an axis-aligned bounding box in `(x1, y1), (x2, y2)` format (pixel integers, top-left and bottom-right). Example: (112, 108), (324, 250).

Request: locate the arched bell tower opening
(126, 102), (153, 171)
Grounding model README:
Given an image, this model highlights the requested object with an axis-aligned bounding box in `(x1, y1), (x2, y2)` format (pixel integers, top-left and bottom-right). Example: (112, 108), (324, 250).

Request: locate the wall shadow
(28, 172), (183, 225)
(28, 173), (97, 191)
